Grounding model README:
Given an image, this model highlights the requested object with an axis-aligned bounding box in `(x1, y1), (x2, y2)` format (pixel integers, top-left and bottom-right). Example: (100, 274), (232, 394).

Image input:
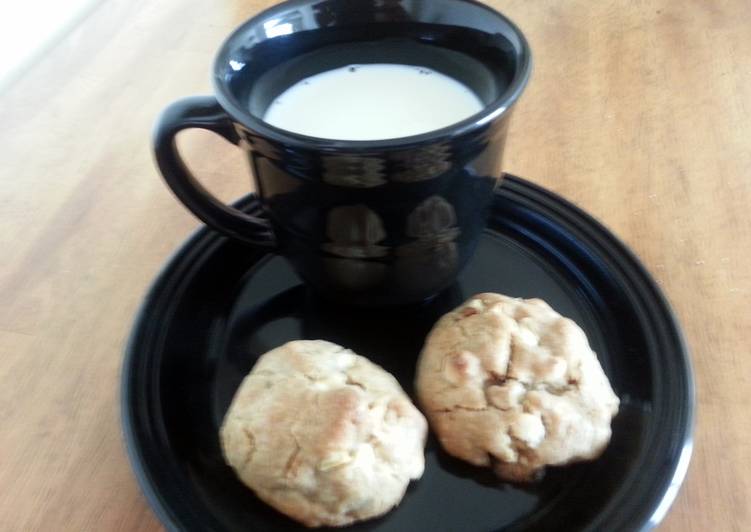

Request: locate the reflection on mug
(391, 143), (451, 183)
(323, 205), (388, 258)
(397, 196), (461, 294)
(321, 155), (387, 188)
(323, 205), (388, 291)
(406, 194), (459, 239)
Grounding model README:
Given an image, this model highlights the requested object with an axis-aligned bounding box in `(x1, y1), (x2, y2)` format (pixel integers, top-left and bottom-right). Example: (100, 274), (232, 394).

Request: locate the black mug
(154, 0), (531, 307)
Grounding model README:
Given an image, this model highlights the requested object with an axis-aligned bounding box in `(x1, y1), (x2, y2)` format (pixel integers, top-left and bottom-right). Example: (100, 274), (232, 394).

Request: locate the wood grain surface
(1, 0), (749, 530)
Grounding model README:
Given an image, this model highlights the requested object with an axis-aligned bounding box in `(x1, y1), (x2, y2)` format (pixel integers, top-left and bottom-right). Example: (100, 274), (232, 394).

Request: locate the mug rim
(212, 0), (532, 150)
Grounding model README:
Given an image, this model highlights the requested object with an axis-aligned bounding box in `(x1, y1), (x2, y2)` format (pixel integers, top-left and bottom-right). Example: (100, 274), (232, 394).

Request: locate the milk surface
(263, 64), (484, 141)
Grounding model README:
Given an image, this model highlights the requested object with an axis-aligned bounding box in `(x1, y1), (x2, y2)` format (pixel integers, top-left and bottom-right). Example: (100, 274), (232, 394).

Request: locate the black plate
(122, 176), (694, 532)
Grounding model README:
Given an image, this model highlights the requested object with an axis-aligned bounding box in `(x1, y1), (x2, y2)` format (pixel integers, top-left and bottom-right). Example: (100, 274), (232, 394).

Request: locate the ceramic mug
(153, 0), (531, 307)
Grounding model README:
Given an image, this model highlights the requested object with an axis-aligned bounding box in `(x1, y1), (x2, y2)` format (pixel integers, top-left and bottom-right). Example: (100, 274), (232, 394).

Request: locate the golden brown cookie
(221, 340), (427, 527)
(416, 293), (619, 481)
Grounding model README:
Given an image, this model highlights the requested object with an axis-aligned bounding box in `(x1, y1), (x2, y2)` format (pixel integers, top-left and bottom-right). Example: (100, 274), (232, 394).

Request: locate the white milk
(262, 64), (484, 141)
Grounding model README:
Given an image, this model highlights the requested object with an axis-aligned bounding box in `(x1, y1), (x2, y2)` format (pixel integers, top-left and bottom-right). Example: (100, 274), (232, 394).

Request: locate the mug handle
(153, 95), (276, 248)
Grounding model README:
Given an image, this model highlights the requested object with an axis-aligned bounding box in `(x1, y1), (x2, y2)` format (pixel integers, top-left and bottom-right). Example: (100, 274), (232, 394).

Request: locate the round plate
(122, 176), (694, 532)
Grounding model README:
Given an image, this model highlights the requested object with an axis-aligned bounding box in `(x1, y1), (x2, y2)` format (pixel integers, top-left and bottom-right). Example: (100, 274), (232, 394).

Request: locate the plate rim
(121, 175), (695, 532)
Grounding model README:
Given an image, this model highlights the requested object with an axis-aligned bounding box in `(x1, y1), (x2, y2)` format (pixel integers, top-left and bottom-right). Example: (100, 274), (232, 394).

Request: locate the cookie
(415, 293), (619, 481)
(221, 340), (427, 527)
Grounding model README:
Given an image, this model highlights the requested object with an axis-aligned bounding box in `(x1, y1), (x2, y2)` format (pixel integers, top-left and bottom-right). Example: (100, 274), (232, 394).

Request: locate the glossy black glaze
(153, 0), (532, 306)
(122, 177), (695, 532)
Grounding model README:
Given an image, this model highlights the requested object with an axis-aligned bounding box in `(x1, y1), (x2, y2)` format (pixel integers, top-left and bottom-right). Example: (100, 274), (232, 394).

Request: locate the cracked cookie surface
(415, 293), (619, 481)
(220, 340), (428, 527)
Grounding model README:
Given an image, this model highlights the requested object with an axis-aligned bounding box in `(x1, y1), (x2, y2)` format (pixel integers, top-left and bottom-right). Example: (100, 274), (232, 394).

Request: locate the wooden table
(1, 0), (748, 530)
